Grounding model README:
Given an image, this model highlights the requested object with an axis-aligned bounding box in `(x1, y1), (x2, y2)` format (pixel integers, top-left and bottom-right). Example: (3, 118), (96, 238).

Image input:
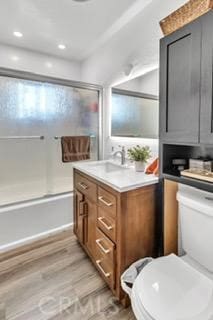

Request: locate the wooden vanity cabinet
(84, 199), (97, 258)
(74, 169), (158, 305)
(74, 190), (86, 245)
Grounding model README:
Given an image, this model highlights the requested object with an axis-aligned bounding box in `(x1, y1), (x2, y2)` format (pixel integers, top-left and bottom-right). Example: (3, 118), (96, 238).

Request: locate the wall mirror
(111, 73), (159, 139)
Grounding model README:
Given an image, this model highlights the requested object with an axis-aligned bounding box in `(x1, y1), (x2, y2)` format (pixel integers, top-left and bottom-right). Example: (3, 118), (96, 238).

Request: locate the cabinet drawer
(95, 257), (115, 291)
(75, 172), (97, 203)
(97, 207), (116, 243)
(96, 228), (115, 264)
(95, 232), (115, 289)
(98, 187), (116, 218)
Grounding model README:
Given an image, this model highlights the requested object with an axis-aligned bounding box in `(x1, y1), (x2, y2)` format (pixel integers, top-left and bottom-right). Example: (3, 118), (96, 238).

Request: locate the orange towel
(145, 158), (159, 176)
(153, 159), (159, 176)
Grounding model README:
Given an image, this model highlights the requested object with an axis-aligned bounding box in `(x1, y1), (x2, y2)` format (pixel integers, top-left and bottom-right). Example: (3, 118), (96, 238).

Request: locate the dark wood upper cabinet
(160, 11), (213, 145)
(160, 19), (201, 144)
(200, 11), (213, 144)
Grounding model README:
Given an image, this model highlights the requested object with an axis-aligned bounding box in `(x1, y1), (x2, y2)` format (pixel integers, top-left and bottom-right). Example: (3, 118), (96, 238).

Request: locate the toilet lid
(133, 254), (213, 320)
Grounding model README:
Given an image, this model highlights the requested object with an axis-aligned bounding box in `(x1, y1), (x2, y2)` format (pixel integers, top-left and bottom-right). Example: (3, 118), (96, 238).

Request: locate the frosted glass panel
(0, 139), (46, 205)
(111, 92), (159, 139)
(0, 76), (100, 204)
(0, 78), (45, 136)
(46, 85), (99, 194)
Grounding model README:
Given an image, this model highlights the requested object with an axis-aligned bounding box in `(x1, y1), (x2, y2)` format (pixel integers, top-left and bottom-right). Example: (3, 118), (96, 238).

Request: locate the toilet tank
(177, 185), (213, 272)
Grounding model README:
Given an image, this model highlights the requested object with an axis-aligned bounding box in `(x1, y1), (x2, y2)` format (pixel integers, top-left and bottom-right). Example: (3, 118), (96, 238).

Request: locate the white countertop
(73, 160), (159, 192)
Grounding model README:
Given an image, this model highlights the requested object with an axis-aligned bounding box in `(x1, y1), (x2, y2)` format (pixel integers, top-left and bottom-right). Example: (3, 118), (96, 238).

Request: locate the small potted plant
(127, 145), (152, 172)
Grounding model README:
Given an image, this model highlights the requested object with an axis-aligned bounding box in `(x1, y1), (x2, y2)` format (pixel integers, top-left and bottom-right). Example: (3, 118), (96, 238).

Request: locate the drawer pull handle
(98, 196), (113, 207)
(78, 182), (88, 190)
(96, 239), (110, 254)
(96, 260), (111, 278)
(98, 217), (113, 231)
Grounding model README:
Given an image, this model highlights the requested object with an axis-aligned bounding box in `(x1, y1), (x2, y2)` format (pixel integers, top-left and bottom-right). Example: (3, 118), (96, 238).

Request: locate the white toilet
(131, 185), (213, 320)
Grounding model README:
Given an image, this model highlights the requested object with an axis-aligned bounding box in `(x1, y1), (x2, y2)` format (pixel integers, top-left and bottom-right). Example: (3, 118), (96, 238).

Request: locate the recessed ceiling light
(46, 62), (53, 68)
(58, 44), (66, 50)
(72, 0), (91, 2)
(11, 56), (20, 61)
(13, 31), (23, 38)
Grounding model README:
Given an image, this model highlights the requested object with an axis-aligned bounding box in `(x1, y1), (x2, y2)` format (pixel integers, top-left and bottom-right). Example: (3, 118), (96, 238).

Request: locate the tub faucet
(113, 145), (126, 165)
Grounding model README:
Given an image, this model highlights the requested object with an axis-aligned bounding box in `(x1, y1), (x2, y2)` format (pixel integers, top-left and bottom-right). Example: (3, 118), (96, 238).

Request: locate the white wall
(0, 44), (81, 81)
(116, 77), (141, 92)
(139, 69), (159, 96)
(81, 0), (186, 86)
(116, 69), (159, 96)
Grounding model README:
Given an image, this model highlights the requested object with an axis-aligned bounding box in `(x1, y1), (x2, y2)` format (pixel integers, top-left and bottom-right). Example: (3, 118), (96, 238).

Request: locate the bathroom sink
(73, 160), (159, 192)
(88, 161), (128, 173)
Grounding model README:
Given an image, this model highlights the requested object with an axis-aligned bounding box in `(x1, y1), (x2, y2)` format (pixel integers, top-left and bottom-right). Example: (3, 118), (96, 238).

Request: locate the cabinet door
(200, 11), (213, 144)
(85, 198), (97, 259)
(160, 19), (201, 143)
(74, 189), (86, 244)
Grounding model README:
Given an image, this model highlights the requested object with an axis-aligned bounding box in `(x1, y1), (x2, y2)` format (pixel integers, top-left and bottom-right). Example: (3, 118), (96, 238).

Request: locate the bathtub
(0, 192), (73, 252)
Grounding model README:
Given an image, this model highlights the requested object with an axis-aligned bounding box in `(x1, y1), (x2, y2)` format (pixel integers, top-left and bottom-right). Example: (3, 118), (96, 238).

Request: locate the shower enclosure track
(0, 136), (45, 140)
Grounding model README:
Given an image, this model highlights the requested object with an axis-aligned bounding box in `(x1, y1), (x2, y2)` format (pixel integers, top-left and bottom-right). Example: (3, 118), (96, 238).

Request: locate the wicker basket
(160, 0), (213, 36)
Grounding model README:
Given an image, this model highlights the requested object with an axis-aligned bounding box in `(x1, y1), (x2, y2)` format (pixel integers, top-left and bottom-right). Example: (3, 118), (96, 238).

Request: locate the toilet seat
(131, 287), (153, 320)
(132, 254), (213, 320)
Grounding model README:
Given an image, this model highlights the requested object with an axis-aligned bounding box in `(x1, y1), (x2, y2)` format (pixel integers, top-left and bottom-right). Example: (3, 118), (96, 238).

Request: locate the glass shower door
(45, 84), (100, 194)
(0, 75), (100, 204)
(0, 137), (47, 205)
(0, 76), (48, 205)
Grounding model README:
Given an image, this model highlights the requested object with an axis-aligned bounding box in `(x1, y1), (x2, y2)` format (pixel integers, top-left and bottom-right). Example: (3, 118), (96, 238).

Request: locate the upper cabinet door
(160, 19), (202, 144)
(200, 11), (213, 144)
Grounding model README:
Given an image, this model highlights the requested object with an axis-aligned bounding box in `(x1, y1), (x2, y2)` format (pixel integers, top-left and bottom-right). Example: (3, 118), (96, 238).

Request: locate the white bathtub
(0, 192), (73, 252)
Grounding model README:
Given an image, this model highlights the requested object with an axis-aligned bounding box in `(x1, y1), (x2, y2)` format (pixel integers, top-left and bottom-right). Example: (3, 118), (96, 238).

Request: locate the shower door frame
(0, 67), (104, 160)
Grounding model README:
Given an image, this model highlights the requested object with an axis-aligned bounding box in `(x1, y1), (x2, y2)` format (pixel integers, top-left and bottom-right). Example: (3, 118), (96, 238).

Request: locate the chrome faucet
(113, 145), (126, 165)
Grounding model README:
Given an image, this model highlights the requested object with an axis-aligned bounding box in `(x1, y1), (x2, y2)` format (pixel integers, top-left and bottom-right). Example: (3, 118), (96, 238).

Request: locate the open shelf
(161, 143), (213, 192)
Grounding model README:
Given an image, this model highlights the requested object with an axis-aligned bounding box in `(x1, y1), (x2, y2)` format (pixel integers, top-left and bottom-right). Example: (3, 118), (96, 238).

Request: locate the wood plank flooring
(0, 230), (135, 320)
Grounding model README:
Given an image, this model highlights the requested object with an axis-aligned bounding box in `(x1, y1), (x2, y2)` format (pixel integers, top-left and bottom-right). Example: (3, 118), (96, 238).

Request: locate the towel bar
(54, 135), (96, 140)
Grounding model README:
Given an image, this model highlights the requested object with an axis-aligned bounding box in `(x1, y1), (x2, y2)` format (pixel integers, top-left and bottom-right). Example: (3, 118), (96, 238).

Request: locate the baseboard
(0, 223), (73, 254)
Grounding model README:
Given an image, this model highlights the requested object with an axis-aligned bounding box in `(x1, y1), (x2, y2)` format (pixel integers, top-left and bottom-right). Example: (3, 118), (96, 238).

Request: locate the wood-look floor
(0, 230), (135, 320)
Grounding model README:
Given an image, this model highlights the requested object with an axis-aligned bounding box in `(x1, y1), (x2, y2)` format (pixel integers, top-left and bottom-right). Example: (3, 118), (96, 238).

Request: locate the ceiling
(0, 0), (188, 85)
(81, 0), (187, 85)
(0, 0), (138, 61)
